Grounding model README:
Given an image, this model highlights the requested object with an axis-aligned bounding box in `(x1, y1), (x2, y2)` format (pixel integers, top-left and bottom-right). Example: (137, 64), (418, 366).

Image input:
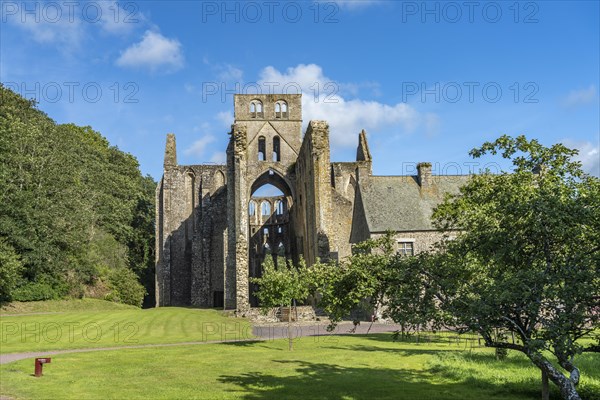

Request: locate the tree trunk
(542, 369), (549, 400)
(288, 302), (292, 351)
(529, 352), (581, 400)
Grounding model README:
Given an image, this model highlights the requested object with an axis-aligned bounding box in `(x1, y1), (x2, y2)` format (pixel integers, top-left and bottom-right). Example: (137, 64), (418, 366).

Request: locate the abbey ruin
(155, 94), (468, 311)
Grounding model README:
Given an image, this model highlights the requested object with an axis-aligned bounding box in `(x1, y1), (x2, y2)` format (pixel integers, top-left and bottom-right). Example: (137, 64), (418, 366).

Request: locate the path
(0, 322), (400, 365)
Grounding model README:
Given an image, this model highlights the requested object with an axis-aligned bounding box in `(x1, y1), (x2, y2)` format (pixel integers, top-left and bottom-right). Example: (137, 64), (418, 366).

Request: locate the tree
(310, 234), (395, 330)
(0, 237), (23, 303)
(0, 84), (156, 305)
(313, 136), (600, 400)
(251, 257), (310, 350)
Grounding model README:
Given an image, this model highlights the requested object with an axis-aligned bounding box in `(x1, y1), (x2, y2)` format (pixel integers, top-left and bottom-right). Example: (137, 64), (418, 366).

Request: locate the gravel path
(0, 322), (400, 365)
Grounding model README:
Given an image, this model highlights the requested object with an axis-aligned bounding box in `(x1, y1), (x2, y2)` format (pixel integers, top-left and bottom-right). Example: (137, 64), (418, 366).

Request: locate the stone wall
(293, 120), (333, 264)
(155, 94), (465, 313)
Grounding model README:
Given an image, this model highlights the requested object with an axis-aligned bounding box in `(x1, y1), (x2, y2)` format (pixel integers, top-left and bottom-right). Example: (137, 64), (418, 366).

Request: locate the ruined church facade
(155, 94), (467, 310)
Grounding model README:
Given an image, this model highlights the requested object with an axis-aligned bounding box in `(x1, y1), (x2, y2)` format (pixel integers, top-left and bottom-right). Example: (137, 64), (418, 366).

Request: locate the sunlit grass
(1, 334), (598, 399)
(0, 303), (252, 354)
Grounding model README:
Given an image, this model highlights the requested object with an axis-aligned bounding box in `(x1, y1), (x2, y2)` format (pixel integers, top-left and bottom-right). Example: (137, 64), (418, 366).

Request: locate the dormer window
(275, 100), (288, 119)
(250, 100), (263, 118)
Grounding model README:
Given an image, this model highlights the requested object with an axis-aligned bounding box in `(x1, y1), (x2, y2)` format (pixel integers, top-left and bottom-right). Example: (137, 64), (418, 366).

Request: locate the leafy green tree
(313, 136), (599, 400)
(310, 234), (394, 329)
(0, 85), (155, 305)
(252, 257), (310, 350)
(0, 237), (23, 303)
(424, 135), (600, 400)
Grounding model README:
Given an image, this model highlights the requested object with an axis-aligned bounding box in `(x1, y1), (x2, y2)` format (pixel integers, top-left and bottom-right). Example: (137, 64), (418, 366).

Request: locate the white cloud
(563, 85), (596, 107)
(218, 64), (244, 81)
(258, 64), (428, 147)
(562, 139), (600, 177)
(209, 152), (227, 164)
(17, 14), (85, 50)
(184, 135), (215, 158)
(116, 30), (184, 72)
(563, 139), (600, 176)
(332, 0), (383, 10)
(9, 1), (143, 51)
(216, 111), (234, 128)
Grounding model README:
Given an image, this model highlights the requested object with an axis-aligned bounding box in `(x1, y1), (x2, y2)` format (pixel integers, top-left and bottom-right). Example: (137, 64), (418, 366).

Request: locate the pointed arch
(250, 169), (294, 200)
(258, 136), (266, 161)
(214, 169), (226, 188)
(248, 200), (257, 216)
(272, 136), (281, 162)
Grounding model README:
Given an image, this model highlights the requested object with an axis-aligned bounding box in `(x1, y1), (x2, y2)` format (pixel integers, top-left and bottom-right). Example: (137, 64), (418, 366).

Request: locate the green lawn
(1, 334), (599, 400)
(0, 303), (252, 354)
(0, 299), (139, 314)
(1, 302), (598, 399)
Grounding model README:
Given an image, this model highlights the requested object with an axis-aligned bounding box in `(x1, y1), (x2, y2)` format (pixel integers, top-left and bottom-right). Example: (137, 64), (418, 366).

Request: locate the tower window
(275, 100), (288, 119)
(258, 136), (266, 161)
(248, 200), (256, 216)
(272, 136), (281, 162)
(250, 100), (263, 118)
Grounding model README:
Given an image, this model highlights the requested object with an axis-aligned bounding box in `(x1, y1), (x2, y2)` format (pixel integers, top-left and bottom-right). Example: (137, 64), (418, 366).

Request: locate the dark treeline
(0, 85), (156, 307)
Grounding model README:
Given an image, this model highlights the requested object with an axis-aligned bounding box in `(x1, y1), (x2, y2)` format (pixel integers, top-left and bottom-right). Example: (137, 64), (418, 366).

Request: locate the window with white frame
(397, 241), (414, 256)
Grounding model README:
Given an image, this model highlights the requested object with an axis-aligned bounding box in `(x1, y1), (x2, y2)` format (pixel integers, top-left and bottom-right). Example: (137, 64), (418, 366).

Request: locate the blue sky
(2, 0), (599, 180)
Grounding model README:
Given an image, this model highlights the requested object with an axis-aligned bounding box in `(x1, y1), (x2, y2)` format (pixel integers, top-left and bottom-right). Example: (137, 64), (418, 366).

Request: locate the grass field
(1, 334), (599, 400)
(1, 300), (599, 400)
(0, 299), (139, 314)
(0, 303), (252, 354)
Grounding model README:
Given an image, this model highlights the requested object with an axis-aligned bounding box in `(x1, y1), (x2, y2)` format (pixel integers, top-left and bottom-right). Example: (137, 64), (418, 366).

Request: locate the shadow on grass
(218, 340), (265, 347)
(218, 358), (543, 400)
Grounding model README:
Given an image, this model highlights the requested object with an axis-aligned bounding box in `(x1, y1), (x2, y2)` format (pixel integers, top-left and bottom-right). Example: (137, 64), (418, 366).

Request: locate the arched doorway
(248, 170), (295, 307)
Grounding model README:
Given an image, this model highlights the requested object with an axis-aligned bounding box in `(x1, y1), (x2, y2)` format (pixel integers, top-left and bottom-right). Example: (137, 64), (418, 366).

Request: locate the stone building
(155, 94), (468, 310)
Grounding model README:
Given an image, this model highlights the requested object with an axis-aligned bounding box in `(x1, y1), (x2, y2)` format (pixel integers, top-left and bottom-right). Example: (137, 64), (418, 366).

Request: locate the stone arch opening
(248, 170), (295, 307)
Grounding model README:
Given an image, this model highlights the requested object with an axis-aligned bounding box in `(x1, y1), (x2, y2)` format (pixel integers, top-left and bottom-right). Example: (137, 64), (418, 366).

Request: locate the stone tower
(156, 94), (335, 311)
(156, 93), (468, 311)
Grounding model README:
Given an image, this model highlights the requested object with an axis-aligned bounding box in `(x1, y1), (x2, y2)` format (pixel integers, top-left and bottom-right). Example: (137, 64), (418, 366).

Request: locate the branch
(582, 344), (600, 353)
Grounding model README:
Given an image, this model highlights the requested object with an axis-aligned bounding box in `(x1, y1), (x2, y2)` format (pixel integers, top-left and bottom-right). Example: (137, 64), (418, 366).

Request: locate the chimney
(417, 162), (432, 187)
(164, 133), (177, 169)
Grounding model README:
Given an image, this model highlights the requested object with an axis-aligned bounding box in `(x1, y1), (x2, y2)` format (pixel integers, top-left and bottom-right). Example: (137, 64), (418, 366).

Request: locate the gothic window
(277, 242), (285, 256)
(250, 100), (263, 118)
(248, 200), (256, 216)
(258, 136), (266, 161)
(272, 136), (281, 162)
(397, 242), (414, 256)
(275, 100), (288, 119)
(261, 201), (271, 216)
(275, 200), (284, 215)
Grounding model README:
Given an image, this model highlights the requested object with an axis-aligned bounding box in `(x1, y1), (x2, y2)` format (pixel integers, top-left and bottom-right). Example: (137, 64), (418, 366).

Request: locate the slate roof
(359, 175), (469, 232)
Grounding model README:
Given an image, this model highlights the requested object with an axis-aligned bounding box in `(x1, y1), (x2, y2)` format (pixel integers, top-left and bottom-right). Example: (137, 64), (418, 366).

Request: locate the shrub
(12, 282), (60, 302)
(105, 267), (146, 307)
(0, 238), (23, 303)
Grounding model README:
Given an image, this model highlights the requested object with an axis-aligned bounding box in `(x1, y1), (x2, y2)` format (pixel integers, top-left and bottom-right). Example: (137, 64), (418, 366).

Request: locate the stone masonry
(155, 94), (468, 311)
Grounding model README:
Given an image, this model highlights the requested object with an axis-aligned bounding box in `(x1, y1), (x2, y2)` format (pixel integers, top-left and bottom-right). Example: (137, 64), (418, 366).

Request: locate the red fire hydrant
(34, 358), (51, 377)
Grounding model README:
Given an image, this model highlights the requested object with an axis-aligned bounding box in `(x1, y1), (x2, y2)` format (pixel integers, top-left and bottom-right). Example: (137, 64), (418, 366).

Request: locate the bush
(12, 282), (60, 302)
(105, 267), (146, 307)
(0, 238), (23, 303)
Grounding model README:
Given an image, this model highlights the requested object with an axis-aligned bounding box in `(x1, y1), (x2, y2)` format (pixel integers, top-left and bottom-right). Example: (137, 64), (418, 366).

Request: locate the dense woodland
(0, 85), (156, 307)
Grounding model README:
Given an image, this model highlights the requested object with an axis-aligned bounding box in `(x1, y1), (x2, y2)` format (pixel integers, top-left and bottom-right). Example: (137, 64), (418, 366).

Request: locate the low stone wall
(242, 306), (316, 323)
